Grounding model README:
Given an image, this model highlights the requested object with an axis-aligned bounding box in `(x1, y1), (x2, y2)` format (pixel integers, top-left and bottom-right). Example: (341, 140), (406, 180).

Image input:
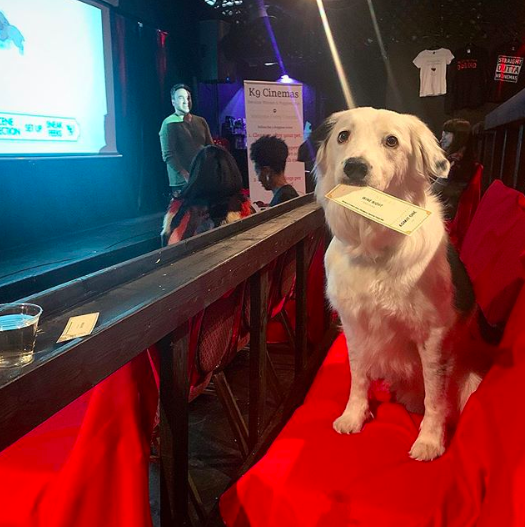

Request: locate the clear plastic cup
(0, 303), (43, 368)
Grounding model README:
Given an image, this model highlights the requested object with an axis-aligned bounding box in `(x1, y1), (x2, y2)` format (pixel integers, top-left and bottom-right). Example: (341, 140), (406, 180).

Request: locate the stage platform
(0, 213), (163, 302)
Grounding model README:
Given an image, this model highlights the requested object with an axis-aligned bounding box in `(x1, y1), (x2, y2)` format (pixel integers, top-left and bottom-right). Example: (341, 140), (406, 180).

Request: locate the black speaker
(198, 20), (236, 83)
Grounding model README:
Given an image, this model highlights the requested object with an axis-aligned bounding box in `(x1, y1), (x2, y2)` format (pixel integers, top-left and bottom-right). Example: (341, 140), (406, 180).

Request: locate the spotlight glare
(366, 0), (401, 107)
(316, 0), (354, 108)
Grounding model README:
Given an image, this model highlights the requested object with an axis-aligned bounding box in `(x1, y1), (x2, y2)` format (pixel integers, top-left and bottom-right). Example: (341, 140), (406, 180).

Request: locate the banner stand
(244, 80), (305, 206)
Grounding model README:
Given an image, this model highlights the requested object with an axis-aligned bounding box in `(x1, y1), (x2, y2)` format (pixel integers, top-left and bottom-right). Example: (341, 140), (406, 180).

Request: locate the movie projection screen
(0, 0), (117, 156)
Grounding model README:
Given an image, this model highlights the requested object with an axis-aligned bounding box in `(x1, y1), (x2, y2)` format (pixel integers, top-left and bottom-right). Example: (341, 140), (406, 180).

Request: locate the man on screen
(250, 135), (299, 207)
(159, 84), (213, 196)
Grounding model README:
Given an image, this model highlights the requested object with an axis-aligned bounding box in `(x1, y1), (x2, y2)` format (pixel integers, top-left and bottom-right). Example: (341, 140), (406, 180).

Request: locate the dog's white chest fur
(325, 211), (454, 340)
(325, 234), (444, 380)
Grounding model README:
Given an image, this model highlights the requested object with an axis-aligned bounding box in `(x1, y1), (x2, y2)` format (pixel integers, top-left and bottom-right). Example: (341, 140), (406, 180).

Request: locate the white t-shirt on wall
(413, 48), (454, 97)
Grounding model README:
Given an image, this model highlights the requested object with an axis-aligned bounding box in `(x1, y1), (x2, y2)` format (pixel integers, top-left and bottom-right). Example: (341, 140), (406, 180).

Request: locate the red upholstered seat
(220, 285), (525, 527)
(0, 352), (158, 527)
(193, 283), (246, 397)
(460, 180), (525, 327)
(148, 283), (246, 402)
(447, 163), (483, 252)
(213, 136), (231, 150)
(266, 235), (326, 346)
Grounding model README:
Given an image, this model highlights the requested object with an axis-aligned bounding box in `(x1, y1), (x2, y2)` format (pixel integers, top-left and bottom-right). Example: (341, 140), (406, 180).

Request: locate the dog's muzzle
(343, 157), (369, 186)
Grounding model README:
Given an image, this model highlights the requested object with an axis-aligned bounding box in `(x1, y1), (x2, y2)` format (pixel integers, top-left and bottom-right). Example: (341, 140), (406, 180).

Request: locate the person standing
(159, 84), (213, 196)
(249, 135), (299, 207)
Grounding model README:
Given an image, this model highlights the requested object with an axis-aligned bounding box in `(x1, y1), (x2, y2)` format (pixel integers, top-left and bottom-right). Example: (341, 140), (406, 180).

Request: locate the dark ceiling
(198, 0), (525, 64)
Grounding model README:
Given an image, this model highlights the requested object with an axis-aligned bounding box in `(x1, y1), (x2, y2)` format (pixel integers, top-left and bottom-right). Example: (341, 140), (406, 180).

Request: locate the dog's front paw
(409, 435), (445, 461)
(333, 410), (371, 434)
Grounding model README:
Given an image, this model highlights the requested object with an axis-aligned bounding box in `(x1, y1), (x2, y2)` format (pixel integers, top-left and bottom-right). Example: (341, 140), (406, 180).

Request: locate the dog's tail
(459, 371), (482, 411)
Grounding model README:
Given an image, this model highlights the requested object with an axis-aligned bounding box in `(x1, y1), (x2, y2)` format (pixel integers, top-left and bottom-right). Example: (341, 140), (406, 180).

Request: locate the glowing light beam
(366, 0), (402, 108)
(251, 0), (304, 141)
(255, 0), (287, 77)
(316, 0), (355, 109)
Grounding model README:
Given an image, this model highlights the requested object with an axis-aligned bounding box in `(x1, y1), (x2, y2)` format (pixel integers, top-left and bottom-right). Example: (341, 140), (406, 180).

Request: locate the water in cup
(0, 304), (42, 368)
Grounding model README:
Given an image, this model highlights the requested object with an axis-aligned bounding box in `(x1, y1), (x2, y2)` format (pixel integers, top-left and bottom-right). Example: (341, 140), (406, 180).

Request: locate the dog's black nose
(343, 157), (369, 185)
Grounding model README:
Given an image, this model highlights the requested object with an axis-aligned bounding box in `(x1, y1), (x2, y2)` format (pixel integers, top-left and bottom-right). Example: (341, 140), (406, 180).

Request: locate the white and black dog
(313, 107), (479, 461)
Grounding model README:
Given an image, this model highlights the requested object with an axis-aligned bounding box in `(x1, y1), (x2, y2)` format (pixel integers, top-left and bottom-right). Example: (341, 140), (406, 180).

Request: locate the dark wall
(379, 0), (525, 135)
(0, 0), (198, 251)
(322, 1), (387, 113)
(207, 0), (524, 135)
(383, 40), (497, 135)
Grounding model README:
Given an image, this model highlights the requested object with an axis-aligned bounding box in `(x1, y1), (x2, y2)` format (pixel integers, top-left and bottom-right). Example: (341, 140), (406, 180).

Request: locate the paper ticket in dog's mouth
(325, 184), (432, 236)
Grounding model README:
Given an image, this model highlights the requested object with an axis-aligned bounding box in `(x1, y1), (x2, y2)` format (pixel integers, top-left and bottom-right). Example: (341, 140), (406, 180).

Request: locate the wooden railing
(480, 88), (525, 193)
(0, 194), (334, 526)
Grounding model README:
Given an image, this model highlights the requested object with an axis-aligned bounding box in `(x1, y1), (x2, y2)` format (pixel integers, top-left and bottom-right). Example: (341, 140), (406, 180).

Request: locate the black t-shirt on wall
(447, 45), (489, 111)
(488, 41), (525, 103)
(270, 184), (299, 206)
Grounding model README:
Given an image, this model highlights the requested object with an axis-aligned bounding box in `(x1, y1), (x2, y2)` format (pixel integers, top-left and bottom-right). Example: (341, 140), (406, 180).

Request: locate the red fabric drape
(460, 180), (525, 326)
(447, 163), (482, 251)
(156, 30), (168, 101)
(114, 14), (129, 117)
(0, 352), (157, 527)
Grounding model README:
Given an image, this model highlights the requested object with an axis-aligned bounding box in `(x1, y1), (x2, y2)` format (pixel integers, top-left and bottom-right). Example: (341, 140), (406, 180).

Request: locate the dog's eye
(337, 131), (350, 144)
(385, 135), (398, 148)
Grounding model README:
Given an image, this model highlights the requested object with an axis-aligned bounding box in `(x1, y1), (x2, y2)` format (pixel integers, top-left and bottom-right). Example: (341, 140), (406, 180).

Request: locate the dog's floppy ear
(298, 115), (337, 166)
(309, 112), (343, 180)
(407, 115), (450, 180)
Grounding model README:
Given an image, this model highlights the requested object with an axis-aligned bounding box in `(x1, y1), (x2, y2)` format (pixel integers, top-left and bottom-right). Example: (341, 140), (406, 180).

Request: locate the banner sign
(494, 55), (524, 83)
(244, 80), (305, 206)
(0, 113), (80, 142)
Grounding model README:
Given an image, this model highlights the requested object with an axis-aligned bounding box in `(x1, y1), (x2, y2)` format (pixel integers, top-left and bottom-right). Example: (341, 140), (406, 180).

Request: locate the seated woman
(432, 118), (477, 220)
(161, 145), (252, 245)
(150, 146), (253, 453)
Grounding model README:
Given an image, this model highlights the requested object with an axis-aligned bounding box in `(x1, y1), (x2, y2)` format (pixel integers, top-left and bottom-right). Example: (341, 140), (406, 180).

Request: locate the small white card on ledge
(326, 184), (432, 236)
(57, 313), (100, 343)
